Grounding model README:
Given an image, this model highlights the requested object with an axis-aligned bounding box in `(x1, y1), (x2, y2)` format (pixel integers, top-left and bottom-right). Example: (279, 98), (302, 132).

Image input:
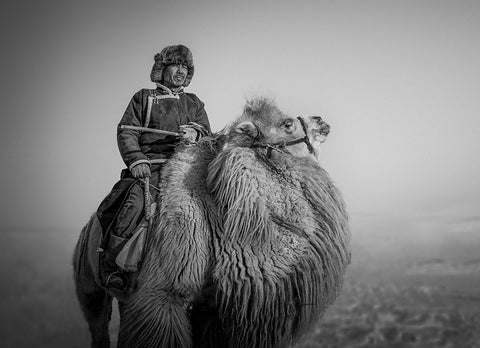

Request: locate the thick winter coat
(117, 86), (211, 170)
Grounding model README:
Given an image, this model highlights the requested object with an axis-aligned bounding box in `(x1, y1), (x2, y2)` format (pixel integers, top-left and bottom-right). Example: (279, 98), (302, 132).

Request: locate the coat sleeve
(117, 90), (150, 170)
(194, 99), (212, 135)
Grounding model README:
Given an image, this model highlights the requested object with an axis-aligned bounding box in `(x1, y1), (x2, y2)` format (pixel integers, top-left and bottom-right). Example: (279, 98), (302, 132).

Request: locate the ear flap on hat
(150, 53), (164, 83)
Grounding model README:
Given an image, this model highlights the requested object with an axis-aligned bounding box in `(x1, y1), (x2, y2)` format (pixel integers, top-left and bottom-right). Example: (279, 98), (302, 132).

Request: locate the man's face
(162, 64), (188, 88)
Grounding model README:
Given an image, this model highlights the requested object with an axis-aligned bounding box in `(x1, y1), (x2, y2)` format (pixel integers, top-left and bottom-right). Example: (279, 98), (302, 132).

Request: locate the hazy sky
(1, 0), (479, 230)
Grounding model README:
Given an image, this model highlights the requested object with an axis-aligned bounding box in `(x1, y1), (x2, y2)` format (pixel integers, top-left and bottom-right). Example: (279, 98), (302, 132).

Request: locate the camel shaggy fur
(73, 97), (350, 348)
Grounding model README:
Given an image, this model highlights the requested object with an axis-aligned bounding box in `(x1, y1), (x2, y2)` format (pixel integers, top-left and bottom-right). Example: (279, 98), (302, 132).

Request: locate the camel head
(296, 115), (330, 160)
(223, 97), (330, 161)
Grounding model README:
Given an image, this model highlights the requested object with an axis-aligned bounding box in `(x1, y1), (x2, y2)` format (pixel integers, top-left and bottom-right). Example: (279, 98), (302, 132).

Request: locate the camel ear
(235, 121), (258, 139)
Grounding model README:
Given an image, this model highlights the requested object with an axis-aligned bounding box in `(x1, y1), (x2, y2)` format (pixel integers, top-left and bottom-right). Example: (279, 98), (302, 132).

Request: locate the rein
(252, 116), (316, 158)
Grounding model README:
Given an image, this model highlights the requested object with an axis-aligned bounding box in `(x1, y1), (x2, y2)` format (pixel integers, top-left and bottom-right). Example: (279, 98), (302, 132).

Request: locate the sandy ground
(1, 215), (479, 348)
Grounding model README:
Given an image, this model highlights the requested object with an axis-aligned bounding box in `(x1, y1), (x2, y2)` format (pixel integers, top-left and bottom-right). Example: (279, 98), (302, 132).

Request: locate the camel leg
(117, 289), (192, 348)
(75, 283), (113, 348)
(73, 216), (113, 348)
(191, 307), (229, 348)
(190, 291), (229, 348)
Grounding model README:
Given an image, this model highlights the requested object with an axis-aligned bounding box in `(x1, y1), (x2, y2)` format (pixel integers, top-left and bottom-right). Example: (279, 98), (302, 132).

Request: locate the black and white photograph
(1, 0), (479, 347)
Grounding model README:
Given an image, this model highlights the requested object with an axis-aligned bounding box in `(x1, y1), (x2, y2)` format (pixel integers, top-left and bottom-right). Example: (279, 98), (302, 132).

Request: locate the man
(98, 45), (211, 290)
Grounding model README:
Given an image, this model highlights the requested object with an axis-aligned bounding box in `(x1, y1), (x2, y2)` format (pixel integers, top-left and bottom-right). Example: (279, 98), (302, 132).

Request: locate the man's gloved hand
(179, 124), (199, 143)
(130, 163), (151, 179)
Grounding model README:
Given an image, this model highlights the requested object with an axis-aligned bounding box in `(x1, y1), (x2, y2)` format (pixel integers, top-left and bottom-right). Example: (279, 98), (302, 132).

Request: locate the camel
(73, 97), (350, 348)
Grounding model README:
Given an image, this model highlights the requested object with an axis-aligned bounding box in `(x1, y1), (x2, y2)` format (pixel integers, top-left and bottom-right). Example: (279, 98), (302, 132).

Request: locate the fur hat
(150, 45), (195, 87)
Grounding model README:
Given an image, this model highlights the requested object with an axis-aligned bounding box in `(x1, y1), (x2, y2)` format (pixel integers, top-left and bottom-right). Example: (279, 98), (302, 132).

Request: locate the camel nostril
(322, 124), (330, 135)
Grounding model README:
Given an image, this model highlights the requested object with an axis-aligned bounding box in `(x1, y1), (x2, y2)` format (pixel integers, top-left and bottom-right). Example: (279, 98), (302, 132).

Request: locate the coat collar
(156, 83), (184, 96)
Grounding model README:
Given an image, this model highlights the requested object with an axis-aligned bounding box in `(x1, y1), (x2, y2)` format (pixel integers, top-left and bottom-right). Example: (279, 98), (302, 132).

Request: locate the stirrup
(105, 271), (125, 289)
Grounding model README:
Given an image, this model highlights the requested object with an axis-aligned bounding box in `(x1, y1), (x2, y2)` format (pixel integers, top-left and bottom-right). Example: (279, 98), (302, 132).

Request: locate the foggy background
(1, 0), (479, 229)
(1, 0), (479, 347)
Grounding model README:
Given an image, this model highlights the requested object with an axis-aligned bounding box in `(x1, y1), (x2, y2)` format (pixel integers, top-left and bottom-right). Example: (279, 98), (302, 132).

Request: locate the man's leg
(101, 183), (145, 289)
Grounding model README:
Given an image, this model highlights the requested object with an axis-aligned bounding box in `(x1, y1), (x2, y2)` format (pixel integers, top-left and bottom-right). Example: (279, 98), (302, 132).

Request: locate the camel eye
(282, 119), (294, 129)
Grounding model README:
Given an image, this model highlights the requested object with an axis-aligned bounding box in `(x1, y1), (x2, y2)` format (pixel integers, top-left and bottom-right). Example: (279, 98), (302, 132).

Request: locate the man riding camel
(97, 44), (211, 290)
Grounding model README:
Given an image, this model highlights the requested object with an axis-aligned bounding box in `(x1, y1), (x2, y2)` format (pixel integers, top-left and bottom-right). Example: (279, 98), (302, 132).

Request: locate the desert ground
(1, 215), (479, 348)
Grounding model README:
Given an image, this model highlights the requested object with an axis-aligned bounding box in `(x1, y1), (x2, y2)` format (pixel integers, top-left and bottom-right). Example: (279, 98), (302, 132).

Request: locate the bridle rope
(252, 116), (316, 158)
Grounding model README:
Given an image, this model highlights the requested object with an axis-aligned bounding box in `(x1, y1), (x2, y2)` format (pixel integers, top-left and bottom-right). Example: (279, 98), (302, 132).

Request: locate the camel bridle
(252, 116), (316, 158)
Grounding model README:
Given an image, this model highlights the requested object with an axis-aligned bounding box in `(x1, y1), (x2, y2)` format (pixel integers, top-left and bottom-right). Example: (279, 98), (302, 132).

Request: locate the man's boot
(99, 234), (128, 290)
